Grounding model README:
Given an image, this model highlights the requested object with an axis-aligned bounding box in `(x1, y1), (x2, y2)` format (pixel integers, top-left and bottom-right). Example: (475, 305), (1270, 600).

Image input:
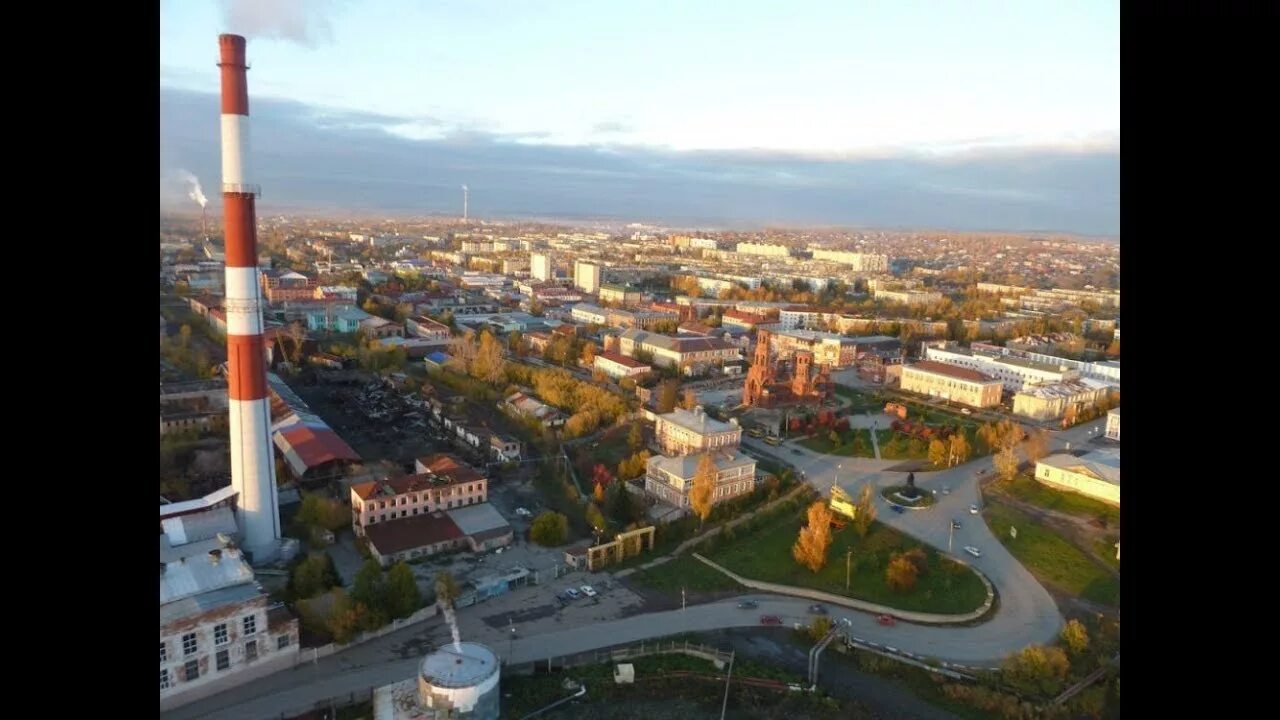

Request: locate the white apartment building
(655, 406), (742, 456)
(734, 242), (791, 258)
(809, 249), (889, 272)
(1012, 379), (1113, 421)
(594, 351), (651, 380)
(874, 288), (943, 306)
(530, 253), (552, 281)
(924, 345), (1079, 393)
(900, 361), (1003, 408)
(570, 303), (609, 325)
(573, 260), (601, 294)
(1106, 407), (1120, 441)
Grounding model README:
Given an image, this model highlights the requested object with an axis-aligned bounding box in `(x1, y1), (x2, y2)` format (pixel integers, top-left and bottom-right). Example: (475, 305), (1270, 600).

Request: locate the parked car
(760, 615), (783, 626)
(964, 546), (982, 558)
(969, 504), (980, 514)
(791, 448), (802, 455)
(737, 599), (758, 609)
(763, 437), (782, 446)
(961, 408), (972, 415)
(876, 614), (897, 627)
(891, 505), (905, 514)
(564, 588), (581, 600)
(951, 519), (962, 529)
(941, 485), (950, 495)
(580, 585), (597, 598)
(515, 507), (532, 518)
(808, 604), (828, 615)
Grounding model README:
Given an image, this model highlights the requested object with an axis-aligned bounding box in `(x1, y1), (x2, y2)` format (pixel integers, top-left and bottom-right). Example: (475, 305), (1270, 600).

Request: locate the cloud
(217, 0), (340, 48)
(591, 120), (632, 135)
(159, 87), (1119, 236)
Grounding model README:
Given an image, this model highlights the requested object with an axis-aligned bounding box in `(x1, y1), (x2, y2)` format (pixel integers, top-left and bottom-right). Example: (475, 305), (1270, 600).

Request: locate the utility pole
(682, 587), (686, 612)
(948, 521), (954, 553)
(846, 549), (852, 590)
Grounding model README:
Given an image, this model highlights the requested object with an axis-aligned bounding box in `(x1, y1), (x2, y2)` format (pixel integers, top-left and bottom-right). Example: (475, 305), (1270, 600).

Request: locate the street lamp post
(948, 521), (954, 553)
(846, 549), (852, 590)
(682, 587), (686, 612)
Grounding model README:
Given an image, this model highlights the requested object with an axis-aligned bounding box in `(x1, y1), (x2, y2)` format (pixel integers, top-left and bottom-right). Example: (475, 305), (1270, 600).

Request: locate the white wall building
(924, 345), (1079, 393)
(573, 260), (601, 294)
(1034, 449), (1120, 506)
(530, 253), (552, 282)
(809, 249), (889, 272)
(1106, 407), (1120, 441)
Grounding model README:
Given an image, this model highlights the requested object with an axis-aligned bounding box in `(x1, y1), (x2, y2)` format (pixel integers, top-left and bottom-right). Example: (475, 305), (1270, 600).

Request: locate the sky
(159, 0), (1120, 236)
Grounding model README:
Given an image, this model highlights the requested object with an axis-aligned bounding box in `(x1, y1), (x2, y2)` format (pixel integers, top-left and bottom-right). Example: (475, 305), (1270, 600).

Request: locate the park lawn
(876, 429), (929, 460)
(704, 509), (988, 614)
(983, 501), (1120, 607)
(799, 428), (875, 457)
(834, 386), (885, 414)
(1004, 474), (1121, 526)
(627, 552), (743, 593)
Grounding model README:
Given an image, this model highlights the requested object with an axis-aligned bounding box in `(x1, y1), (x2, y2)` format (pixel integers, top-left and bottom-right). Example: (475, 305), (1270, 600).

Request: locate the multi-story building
(349, 454), (489, 537)
(1034, 448), (1120, 506)
(873, 288), (944, 306)
(618, 328), (742, 375)
(900, 361), (1003, 408)
(573, 260), (601, 294)
(262, 270), (317, 304)
(304, 305), (373, 333)
(734, 242), (791, 258)
(599, 283), (643, 306)
(530, 253), (552, 281)
(644, 450), (757, 511)
(769, 329), (859, 369)
(570, 303), (610, 325)
(720, 309), (779, 332)
(460, 238), (495, 254)
(406, 315), (452, 342)
(1012, 379), (1113, 421)
(1106, 407), (1120, 441)
(809, 249), (889, 271)
(160, 521), (298, 710)
(690, 237), (719, 251)
(594, 351), (651, 380)
(655, 406), (742, 455)
(607, 307), (679, 330)
(923, 344), (1080, 393)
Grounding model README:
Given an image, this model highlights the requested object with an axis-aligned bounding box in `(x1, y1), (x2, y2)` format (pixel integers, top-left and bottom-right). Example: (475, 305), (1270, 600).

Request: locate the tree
(1024, 428), (1051, 465)
(472, 330), (506, 384)
(530, 511), (569, 546)
(289, 553), (338, 600)
(948, 432), (971, 467)
(679, 388), (698, 410)
(326, 589), (366, 645)
(1060, 618), (1090, 655)
(448, 333), (477, 374)
(580, 342), (596, 367)
(792, 501), (835, 573)
(1001, 645), (1071, 696)
(507, 330), (524, 357)
(627, 422), (644, 451)
(885, 554), (919, 592)
(297, 493), (350, 532)
(384, 562), (422, 619)
(829, 429), (842, 448)
(352, 559), (386, 611)
(853, 483), (877, 538)
(591, 463), (614, 489)
(994, 446), (1020, 483)
(928, 438), (948, 468)
(689, 453), (718, 526)
(656, 379), (679, 413)
(434, 571), (460, 608)
(593, 481), (606, 503)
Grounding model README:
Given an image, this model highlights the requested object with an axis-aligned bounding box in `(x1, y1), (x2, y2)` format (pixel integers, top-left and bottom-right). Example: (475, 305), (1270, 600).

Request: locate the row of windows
(364, 496), (482, 524)
(164, 616), (257, 663)
(363, 485), (484, 512)
(162, 635), (291, 693)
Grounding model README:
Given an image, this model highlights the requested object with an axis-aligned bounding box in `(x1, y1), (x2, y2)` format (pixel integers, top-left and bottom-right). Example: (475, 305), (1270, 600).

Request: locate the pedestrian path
(868, 419), (882, 460)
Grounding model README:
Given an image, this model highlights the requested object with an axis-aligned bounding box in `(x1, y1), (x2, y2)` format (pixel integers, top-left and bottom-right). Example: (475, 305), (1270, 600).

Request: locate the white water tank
(418, 642), (500, 719)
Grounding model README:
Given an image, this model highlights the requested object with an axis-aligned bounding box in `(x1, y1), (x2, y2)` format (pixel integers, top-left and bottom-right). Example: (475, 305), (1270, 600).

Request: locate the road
(165, 417), (1107, 720)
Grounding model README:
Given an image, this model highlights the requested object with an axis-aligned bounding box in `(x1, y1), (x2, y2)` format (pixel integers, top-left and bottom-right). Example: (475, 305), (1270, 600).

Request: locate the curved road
(165, 418), (1107, 720)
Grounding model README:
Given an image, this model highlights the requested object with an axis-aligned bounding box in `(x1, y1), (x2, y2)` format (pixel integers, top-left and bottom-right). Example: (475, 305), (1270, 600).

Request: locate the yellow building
(900, 361), (1002, 408)
(1013, 379), (1113, 421)
(1035, 449), (1120, 506)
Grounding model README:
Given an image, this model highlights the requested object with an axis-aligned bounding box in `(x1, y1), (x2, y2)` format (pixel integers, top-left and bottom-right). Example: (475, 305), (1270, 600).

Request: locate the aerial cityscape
(160, 3), (1120, 719)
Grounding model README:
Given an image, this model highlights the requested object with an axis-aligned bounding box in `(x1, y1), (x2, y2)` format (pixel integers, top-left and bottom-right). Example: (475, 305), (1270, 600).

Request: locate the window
(243, 615), (257, 636)
(214, 623), (229, 645)
(183, 633), (198, 656)
(277, 634), (291, 650)
(246, 640), (258, 662)
(160, 642), (167, 664)
(160, 668), (171, 691)
(184, 659), (200, 682)
(216, 649), (230, 671)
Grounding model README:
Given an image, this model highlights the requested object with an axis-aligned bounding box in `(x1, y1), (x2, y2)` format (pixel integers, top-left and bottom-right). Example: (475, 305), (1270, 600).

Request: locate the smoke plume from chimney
(218, 0), (337, 48)
(180, 170), (208, 208)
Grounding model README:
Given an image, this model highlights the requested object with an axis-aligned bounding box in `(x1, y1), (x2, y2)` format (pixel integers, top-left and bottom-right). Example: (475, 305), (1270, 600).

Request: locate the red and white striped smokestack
(219, 34), (280, 561)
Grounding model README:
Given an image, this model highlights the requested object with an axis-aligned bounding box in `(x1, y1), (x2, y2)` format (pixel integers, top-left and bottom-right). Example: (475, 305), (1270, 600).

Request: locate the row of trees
(791, 485), (878, 574)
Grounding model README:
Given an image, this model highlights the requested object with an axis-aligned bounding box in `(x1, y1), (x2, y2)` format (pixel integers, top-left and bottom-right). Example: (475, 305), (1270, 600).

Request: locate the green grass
(798, 428), (875, 457)
(1004, 474), (1120, 526)
(984, 500), (1120, 606)
(834, 386), (885, 414)
(628, 552), (744, 593)
(703, 509), (988, 614)
(875, 430), (929, 460)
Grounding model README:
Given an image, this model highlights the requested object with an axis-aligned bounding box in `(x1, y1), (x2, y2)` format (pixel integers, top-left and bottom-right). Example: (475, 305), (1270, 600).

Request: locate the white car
(964, 546), (982, 558)
(969, 504), (980, 514)
(580, 585), (598, 598)
(961, 408), (972, 415)
(564, 588), (581, 600)
(515, 508), (532, 518)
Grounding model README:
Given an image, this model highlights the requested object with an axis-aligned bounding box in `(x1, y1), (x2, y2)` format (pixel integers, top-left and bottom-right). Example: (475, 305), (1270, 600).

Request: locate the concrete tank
(417, 642), (500, 719)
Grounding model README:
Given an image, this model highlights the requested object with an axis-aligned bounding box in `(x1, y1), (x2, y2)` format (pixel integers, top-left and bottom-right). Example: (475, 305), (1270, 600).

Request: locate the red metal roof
(276, 425), (360, 474)
(908, 360), (998, 384)
(364, 512), (465, 555)
(597, 351), (649, 369)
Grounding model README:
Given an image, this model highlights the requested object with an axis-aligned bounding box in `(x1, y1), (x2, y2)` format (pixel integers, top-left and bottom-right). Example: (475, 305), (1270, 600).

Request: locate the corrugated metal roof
(274, 425), (360, 476)
(160, 549), (255, 606)
(445, 502), (511, 537)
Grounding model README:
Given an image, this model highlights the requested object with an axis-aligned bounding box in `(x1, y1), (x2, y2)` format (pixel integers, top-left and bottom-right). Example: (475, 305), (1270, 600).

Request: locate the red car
(759, 615), (783, 626)
(877, 614), (897, 627)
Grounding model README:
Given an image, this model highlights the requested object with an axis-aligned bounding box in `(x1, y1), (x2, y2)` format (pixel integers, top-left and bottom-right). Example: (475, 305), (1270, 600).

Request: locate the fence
(270, 686), (376, 720)
(507, 638), (735, 675)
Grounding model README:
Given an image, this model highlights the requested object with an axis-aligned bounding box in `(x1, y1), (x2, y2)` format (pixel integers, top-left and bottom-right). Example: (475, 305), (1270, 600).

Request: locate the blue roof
(426, 351), (450, 363)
